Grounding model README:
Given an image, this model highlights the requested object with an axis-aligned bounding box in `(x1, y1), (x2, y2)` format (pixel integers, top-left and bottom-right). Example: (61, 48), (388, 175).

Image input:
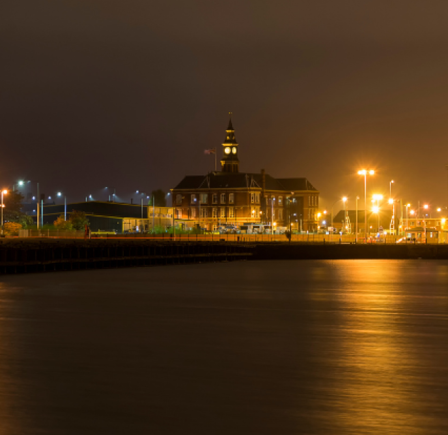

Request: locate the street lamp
(358, 169), (375, 243)
(388, 198), (394, 234)
(405, 203), (411, 233)
(1, 190), (7, 234)
(57, 192), (67, 220)
(390, 180), (394, 198)
(372, 205), (380, 234)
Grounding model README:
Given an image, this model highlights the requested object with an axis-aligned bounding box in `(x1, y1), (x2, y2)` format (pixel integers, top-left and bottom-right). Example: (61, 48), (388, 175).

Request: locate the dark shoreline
(0, 239), (447, 275)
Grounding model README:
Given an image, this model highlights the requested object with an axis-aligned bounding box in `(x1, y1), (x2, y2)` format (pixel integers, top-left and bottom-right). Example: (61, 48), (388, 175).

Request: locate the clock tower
(220, 113), (239, 173)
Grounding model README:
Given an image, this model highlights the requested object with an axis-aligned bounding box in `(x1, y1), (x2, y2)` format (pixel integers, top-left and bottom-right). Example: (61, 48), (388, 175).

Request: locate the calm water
(0, 260), (447, 435)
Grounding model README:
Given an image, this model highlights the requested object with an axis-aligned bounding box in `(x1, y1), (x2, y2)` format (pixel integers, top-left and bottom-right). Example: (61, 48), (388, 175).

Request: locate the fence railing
(13, 231), (443, 244)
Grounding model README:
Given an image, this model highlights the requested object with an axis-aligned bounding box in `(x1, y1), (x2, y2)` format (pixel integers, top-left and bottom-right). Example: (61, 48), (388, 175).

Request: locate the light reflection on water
(0, 260), (447, 435)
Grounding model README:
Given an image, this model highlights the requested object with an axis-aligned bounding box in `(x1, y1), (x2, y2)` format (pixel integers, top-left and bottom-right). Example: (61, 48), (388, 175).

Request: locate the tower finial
(227, 112), (234, 130)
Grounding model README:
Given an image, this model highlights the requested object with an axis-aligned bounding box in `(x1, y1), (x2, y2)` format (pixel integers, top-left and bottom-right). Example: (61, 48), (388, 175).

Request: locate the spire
(227, 111), (233, 131)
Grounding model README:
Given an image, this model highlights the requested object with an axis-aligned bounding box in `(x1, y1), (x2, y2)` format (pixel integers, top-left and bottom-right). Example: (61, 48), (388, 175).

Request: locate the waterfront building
(39, 201), (174, 233)
(171, 117), (320, 232)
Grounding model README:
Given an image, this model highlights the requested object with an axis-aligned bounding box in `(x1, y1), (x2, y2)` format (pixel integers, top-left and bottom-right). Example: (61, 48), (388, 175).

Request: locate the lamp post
(1, 190), (7, 234)
(356, 196), (359, 242)
(57, 192), (67, 220)
(405, 203), (410, 234)
(358, 169), (375, 243)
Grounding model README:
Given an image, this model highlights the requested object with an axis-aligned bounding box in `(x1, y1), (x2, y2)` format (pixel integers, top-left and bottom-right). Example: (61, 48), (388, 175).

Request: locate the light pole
(57, 192), (67, 220)
(390, 180), (394, 198)
(358, 169), (375, 243)
(356, 196), (359, 242)
(1, 190), (7, 234)
(405, 203), (410, 234)
(342, 196), (348, 233)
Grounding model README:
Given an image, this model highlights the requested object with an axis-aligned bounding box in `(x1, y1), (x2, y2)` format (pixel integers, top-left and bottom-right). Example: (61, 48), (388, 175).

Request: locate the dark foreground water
(0, 260), (448, 435)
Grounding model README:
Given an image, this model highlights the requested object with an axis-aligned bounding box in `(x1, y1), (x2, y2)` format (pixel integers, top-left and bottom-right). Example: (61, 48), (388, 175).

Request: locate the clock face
(225, 147), (231, 154)
(232, 147), (237, 154)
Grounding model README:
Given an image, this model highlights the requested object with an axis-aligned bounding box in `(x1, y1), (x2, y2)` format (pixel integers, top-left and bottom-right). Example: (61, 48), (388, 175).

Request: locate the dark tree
(3, 190), (33, 227)
(69, 210), (90, 230)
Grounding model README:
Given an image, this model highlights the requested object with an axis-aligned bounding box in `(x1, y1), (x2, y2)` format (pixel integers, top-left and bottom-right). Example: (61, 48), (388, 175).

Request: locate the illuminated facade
(171, 117), (320, 232)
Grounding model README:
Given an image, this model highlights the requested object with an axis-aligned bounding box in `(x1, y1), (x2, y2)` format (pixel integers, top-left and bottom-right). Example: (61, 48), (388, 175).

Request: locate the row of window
(308, 195), (318, 207)
(175, 207), (288, 221)
(176, 207), (236, 219)
(265, 196), (284, 206)
(265, 208), (284, 220)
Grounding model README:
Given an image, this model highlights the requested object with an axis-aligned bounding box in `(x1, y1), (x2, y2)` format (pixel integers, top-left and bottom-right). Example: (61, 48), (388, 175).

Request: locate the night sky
(2, 1), (448, 211)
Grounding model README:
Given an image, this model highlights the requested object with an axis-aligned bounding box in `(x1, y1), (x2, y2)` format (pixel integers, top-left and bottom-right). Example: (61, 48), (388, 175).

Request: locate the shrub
(3, 222), (22, 236)
(54, 215), (74, 231)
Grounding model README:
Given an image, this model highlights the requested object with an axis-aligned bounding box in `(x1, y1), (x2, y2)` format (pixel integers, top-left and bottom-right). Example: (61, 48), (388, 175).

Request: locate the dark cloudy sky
(2, 1), (448, 210)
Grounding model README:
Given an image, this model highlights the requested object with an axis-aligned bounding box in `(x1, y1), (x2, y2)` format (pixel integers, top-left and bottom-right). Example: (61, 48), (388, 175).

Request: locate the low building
(38, 201), (174, 233)
(331, 209), (394, 234)
(171, 117), (320, 232)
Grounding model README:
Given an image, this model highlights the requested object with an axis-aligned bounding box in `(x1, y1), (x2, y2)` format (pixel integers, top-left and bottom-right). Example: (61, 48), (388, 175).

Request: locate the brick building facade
(171, 117), (320, 232)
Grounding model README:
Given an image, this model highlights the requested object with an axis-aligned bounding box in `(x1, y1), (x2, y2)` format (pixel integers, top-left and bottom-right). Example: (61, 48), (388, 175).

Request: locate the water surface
(0, 260), (447, 434)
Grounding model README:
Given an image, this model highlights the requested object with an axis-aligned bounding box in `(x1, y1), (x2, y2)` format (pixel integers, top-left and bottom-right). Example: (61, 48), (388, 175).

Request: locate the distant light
(57, 192), (62, 197)
(136, 190), (139, 194)
(147, 196), (150, 199)
(2, 190), (7, 195)
(358, 170), (366, 175)
(437, 208), (441, 212)
(369, 170), (375, 175)
(317, 213), (321, 218)
(391, 180), (394, 183)
(373, 194), (383, 200)
(89, 195), (92, 199)
(443, 219), (446, 224)
(407, 203), (411, 207)
(48, 196), (51, 200)
(388, 198), (393, 204)
(33, 210), (36, 212)
(322, 220), (326, 225)
(424, 204), (429, 209)
(342, 197), (347, 202)
(372, 206), (379, 213)
(32, 196), (36, 200)
(18, 180), (24, 186)
(323, 210), (327, 214)
(410, 210), (415, 215)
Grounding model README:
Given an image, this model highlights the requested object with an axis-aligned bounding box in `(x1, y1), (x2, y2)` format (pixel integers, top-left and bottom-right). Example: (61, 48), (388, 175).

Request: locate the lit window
(229, 193), (234, 204)
(220, 208), (226, 218)
(229, 207), (234, 218)
(278, 209), (283, 220)
(278, 196), (283, 206)
(212, 208), (217, 218)
(220, 193), (226, 204)
(251, 193), (255, 203)
(200, 194), (208, 204)
(212, 194), (218, 204)
(191, 208), (196, 218)
(255, 193), (260, 203)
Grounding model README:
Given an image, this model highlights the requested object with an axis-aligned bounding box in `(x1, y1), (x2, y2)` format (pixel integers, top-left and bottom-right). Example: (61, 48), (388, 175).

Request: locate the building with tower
(171, 115), (320, 232)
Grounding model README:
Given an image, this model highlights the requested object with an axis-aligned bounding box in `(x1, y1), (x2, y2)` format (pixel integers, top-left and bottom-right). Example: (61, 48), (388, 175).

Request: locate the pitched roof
(276, 178), (317, 191)
(333, 209), (393, 224)
(172, 172), (318, 192)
